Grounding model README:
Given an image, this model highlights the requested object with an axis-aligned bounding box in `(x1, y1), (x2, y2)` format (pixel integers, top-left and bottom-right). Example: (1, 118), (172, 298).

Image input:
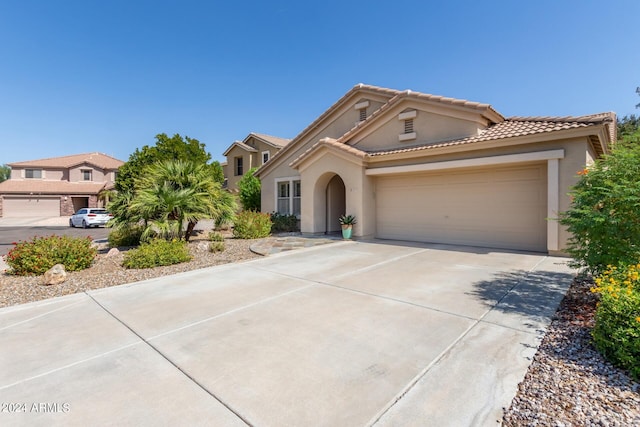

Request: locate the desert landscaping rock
(41, 263), (67, 286)
(502, 277), (640, 426)
(0, 233), (261, 308)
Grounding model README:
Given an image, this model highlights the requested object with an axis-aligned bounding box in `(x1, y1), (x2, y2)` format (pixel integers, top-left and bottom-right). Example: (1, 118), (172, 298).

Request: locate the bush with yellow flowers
(591, 263), (640, 380)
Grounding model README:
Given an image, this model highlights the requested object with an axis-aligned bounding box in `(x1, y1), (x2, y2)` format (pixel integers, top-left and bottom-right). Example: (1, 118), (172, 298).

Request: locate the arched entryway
(325, 174), (346, 234)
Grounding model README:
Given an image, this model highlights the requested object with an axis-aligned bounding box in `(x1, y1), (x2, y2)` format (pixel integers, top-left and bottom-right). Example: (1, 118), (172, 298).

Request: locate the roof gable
(8, 152), (124, 170)
(286, 112), (616, 168)
(255, 84), (399, 177)
(245, 132), (291, 148)
(223, 141), (258, 156)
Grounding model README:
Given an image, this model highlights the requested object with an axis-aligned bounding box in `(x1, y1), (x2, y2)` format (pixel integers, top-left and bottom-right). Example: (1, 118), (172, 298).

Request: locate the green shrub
(208, 231), (225, 242)
(108, 224), (144, 247)
(559, 143), (640, 274)
(6, 235), (97, 276)
(233, 211), (272, 239)
(209, 242), (225, 253)
(238, 167), (261, 211)
(122, 239), (191, 269)
(270, 212), (299, 233)
(591, 263), (640, 380)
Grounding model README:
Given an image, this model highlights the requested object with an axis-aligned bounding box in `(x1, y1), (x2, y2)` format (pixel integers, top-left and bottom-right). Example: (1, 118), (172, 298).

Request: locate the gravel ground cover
(0, 232), (260, 308)
(1, 235), (638, 424)
(503, 276), (640, 426)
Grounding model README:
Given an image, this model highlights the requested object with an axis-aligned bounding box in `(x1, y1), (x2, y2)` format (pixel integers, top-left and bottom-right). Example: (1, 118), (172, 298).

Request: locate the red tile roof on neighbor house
(8, 152), (124, 169)
(0, 180), (108, 194)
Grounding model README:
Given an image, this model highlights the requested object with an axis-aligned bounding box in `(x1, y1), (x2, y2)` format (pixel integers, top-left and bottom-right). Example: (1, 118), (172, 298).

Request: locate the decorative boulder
(42, 264), (67, 286)
(105, 248), (120, 257)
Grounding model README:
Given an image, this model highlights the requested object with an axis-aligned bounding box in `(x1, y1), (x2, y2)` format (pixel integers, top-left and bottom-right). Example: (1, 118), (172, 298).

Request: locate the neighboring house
(256, 84), (616, 254)
(222, 132), (291, 192)
(0, 152), (124, 218)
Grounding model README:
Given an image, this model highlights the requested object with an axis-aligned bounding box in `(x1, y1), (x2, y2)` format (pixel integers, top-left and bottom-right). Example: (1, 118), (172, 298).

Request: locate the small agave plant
(338, 214), (356, 239)
(338, 214), (357, 226)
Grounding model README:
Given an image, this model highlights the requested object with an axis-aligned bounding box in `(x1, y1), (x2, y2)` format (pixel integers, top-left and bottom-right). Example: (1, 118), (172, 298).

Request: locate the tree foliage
(618, 115), (640, 145)
(0, 164), (10, 182)
(109, 160), (236, 242)
(210, 160), (225, 185)
(115, 133), (212, 194)
(559, 143), (640, 274)
(238, 167), (261, 211)
(616, 87), (640, 145)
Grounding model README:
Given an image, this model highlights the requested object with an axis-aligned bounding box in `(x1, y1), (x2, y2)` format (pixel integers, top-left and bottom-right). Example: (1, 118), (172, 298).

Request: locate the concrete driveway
(0, 240), (574, 426)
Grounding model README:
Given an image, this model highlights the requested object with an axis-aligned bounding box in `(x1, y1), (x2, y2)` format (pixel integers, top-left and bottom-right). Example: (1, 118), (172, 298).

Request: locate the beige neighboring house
(256, 84), (616, 254)
(0, 152), (124, 218)
(222, 132), (291, 192)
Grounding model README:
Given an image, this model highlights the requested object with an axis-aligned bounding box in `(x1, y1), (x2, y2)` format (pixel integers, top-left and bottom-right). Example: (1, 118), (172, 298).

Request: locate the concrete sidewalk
(0, 240), (574, 426)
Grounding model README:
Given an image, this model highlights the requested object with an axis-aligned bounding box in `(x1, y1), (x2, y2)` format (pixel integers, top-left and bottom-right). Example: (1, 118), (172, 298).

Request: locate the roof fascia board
(366, 149), (565, 176)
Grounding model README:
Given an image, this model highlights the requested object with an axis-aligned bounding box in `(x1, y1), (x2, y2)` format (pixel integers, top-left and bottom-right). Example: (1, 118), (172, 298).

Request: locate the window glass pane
(26, 169), (42, 178)
(293, 197), (301, 216)
(278, 182), (289, 198)
(277, 199), (290, 214)
(293, 181), (301, 197)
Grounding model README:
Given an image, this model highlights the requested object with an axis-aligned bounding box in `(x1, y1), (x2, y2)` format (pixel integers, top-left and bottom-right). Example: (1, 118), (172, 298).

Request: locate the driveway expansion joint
(83, 291), (253, 427)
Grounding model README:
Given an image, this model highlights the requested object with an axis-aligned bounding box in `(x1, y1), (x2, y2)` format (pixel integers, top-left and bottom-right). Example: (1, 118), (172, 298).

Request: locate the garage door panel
(375, 164), (547, 252)
(3, 197), (60, 217)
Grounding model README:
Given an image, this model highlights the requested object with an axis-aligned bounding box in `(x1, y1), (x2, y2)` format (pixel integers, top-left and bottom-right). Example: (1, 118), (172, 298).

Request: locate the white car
(69, 208), (113, 228)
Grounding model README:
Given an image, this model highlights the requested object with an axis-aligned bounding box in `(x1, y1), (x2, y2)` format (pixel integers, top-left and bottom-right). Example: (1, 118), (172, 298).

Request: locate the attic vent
(359, 108), (367, 122)
(404, 119), (414, 134)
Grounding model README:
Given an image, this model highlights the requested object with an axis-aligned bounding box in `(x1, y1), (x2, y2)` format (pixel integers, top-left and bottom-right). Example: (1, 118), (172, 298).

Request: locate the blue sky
(1, 0), (638, 164)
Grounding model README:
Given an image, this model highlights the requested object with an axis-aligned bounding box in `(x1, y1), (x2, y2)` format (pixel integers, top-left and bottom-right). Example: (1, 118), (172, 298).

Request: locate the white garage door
(376, 163), (547, 252)
(3, 197), (60, 217)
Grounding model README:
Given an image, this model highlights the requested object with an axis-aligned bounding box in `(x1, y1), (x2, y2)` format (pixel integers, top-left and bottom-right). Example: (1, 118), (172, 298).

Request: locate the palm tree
(130, 160), (237, 241)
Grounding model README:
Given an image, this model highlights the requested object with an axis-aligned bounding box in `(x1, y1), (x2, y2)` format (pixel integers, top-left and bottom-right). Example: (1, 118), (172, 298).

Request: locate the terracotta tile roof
(257, 84), (399, 175)
(8, 152), (124, 169)
(259, 84), (506, 175)
(289, 138), (367, 168)
(337, 89), (504, 144)
(0, 180), (108, 194)
(366, 114), (615, 157)
(249, 133), (291, 147)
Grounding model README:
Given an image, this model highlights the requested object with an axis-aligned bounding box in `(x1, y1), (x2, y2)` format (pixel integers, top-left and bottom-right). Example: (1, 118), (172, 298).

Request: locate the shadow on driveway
(468, 269), (574, 318)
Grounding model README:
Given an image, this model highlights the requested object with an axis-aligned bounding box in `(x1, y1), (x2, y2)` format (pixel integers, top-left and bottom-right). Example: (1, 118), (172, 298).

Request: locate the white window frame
(275, 177), (301, 217)
(234, 156), (243, 176)
(81, 169), (93, 181)
(24, 169), (43, 179)
(262, 150), (270, 165)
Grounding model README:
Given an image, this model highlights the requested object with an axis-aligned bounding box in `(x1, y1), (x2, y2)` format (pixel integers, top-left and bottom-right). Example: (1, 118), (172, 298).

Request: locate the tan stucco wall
(260, 92), (393, 212)
(69, 165), (108, 183)
(225, 146), (253, 192)
(297, 149), (376, 238)
(352, 109), (481, 151)
(225, 137), (285, 192)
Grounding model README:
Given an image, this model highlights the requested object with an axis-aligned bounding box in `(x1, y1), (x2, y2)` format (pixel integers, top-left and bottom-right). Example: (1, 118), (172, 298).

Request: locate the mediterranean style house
(0, 152), (124, 217)
(255, 84), (616, 254)
(222, 132), (291, 192)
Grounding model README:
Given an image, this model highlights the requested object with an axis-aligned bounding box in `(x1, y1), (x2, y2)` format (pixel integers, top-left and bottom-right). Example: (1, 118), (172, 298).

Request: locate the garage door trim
(368, 149), (564, 252)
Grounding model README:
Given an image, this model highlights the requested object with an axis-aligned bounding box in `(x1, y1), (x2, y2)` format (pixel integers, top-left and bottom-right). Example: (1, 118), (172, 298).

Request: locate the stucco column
(547, 158), (560, 252)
